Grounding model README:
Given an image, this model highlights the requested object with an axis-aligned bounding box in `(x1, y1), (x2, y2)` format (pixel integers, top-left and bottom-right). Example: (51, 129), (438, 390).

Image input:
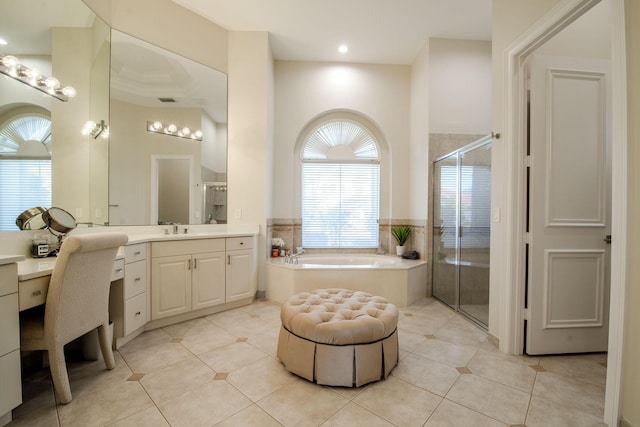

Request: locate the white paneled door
(526, 54), (611, 355)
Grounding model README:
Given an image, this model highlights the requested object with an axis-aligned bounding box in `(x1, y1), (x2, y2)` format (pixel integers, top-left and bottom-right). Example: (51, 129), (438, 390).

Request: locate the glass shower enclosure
(432, 135), (491, 328)
(202, 182), (227, 224)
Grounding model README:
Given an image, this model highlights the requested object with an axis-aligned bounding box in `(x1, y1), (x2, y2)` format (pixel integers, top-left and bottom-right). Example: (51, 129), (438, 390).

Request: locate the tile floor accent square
(530, 364), (547, 372)
(127, 373), (145, 381)
(214, 372), (229, 380)
(457, 367), (472, 374)
(170, 338), (182, 343)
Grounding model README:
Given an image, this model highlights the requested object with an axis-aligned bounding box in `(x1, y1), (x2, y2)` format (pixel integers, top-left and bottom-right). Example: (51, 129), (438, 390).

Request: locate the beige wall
(109, 99), (202, 225)
(51, 27), (92, 221)
(429, 38), (492, 135)
(227, 31), (273, 292)
(272, 61), (411, 222)
(409, 41), (430, 222)
(622, 1), (640, 425)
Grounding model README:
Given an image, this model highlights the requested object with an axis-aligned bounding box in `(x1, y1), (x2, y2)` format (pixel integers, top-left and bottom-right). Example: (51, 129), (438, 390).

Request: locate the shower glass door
(432, 154), (459, 308)
(458, 142), (491, 326)
(432, 136), (491, 328)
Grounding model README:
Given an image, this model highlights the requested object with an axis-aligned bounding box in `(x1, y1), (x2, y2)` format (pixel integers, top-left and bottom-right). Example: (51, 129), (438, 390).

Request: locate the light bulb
(152, 121), (163, 131)
(61, 86), (76, 97)
(167, 124), (177, 133)
(0, 55), (19, 68)
(44, 76), (59, 89)
(194, 130), (203, 139)
(82, 121), (96, 136)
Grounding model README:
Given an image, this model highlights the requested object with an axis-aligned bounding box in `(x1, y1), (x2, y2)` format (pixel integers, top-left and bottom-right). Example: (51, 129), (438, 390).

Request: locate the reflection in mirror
(109, 30), (228, 226)
(0, 0), (109, 231)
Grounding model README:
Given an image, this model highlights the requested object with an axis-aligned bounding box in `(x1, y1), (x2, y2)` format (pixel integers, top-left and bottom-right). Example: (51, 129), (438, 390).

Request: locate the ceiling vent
(158, 97), (176, 103)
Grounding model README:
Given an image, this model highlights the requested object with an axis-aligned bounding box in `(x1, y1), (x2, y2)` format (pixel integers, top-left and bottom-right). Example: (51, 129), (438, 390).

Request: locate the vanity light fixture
(0, 54), (76, 102)
(82, 120), (109, 139)
(146, 120), (203, 141)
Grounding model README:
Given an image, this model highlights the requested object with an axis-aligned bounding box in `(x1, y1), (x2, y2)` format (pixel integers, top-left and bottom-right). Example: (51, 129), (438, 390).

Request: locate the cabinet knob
(116, 268), (123, 273)
(32, 290), (42, 296)
(134, 251), (141, 255)
(134, 277), (141, 282)
(135, 311), (141, 316)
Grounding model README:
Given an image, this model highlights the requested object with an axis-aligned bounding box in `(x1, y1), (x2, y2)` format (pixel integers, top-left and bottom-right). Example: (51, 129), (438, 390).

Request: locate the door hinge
(523, 308), (529, 320)
(525, 155), (531, 167)
(524, 232), (530, 244)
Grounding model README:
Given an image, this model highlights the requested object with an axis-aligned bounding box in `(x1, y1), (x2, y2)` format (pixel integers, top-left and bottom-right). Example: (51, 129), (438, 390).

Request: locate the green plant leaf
(391, 225), (411, 246)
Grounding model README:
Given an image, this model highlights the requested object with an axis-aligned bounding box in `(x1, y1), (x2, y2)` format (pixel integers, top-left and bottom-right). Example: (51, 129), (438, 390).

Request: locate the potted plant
(391, 225), (411, 255)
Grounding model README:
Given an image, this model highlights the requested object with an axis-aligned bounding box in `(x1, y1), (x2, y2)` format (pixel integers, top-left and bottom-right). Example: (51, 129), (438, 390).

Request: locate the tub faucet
(294, 247), (305, 256)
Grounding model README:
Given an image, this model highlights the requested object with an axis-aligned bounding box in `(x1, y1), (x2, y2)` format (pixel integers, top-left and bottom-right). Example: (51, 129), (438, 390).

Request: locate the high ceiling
(171, 0), (492, 65)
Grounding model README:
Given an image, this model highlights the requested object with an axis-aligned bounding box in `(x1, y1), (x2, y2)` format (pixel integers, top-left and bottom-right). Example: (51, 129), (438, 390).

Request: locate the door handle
(604, 235), (612, 244)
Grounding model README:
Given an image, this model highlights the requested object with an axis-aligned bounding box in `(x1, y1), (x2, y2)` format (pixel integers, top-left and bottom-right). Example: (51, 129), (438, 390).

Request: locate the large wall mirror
(0, 0), (109, 231)
(109, 30), (228, 226)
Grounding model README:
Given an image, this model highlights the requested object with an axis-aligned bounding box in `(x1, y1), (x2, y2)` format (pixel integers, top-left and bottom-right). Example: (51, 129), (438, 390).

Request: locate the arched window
(0, 111), (52, 230)
(301, 119), (380, 248)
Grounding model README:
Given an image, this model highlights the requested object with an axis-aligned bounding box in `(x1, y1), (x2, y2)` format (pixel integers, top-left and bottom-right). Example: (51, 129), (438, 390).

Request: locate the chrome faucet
(172, 224), (179, 234)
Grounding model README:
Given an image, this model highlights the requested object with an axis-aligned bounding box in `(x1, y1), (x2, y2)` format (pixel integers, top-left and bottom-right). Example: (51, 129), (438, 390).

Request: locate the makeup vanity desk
(14, 229), (258, 348)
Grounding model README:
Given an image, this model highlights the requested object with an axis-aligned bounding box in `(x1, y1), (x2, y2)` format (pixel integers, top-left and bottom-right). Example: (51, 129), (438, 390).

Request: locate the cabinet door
(151, 255), (191, 319)
(192, 252), (225, 310)
(226, 250), (254, 302)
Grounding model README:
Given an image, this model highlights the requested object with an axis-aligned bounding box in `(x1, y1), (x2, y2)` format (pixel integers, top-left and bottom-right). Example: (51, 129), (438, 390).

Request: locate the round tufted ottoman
(277, 288), (399, 387)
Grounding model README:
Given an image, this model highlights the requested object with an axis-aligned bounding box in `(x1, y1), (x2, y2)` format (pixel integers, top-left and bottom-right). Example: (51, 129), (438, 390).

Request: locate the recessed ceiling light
(338, 44), (349, 54)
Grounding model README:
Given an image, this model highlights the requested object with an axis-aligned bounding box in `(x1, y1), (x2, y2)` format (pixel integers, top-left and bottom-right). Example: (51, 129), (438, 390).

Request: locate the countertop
(16, 230), (256, 281)
(0, 255), (25, 266)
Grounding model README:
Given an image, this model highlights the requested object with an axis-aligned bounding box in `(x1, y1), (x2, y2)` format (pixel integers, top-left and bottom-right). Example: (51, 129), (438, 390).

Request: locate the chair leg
(48, 344), (72, 404)
(98, 322), (115, 370)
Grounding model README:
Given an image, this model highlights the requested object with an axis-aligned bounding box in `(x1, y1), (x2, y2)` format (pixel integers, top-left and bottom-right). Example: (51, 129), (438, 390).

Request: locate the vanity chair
(19, 232), (128, 404)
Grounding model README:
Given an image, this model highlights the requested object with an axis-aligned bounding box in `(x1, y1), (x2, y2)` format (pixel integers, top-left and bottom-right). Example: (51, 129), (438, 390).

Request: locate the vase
(396, 245), (406, 256)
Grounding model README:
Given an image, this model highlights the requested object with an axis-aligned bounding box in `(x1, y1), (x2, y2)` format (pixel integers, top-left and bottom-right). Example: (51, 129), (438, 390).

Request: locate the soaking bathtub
(265, 254), (428, 307)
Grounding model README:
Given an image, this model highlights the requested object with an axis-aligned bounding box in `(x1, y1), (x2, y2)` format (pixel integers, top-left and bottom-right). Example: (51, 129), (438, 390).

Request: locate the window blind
(0, 159), (51, 230)
(302, 162), (379, 248)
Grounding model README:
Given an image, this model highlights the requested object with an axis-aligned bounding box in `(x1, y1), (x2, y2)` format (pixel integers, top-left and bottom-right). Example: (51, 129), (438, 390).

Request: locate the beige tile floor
(10, 298), (607, 427)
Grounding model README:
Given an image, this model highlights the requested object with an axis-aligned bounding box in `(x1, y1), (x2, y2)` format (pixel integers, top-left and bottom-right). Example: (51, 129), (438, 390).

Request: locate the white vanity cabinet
(0, 263), (21, 426)
(226, 237), (255, 302)
(109, 243), (149, 347)
(151, 239), (226, 320)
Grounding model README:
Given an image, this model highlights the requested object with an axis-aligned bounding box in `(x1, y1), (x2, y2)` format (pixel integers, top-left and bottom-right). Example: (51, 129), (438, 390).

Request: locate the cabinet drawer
(152, 239), (225, 257)
(18, 276), (49, 311)
(0, 294), (19, 357)
(124, 243), (147, 264)
(0, 264), (18, 297)
(111, 259), (125, 281)
(226, 236), (253, 251)
(124, 260), (147, 300)
(0, 349), (22, 414)
(124, 292), (147, 336)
